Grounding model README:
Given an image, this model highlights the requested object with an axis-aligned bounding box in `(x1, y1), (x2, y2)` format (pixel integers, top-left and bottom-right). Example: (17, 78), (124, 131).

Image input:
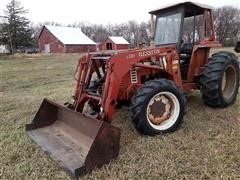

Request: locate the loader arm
(73, 46), (182, 123)
(73, 54), (91, 111)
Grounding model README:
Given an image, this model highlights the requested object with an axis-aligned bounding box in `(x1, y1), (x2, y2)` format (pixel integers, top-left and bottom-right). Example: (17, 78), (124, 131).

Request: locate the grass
(0, 49), (240, 179)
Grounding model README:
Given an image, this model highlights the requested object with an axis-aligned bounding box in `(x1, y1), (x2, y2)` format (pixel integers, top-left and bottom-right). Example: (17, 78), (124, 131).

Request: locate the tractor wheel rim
(221, 65), (237, 100)
(146, 91), (180, 131)
(221, 72), (227, 91)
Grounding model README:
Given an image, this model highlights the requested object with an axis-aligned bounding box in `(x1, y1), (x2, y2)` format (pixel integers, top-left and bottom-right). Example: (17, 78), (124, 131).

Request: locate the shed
(0, 45), (9, 53)
(99, 36), (129, 50)
(38, 25), (96, 53)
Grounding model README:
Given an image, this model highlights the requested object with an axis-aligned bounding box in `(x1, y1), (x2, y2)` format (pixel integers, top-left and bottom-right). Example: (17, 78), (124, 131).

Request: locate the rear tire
(130, 79), (186, 135)
(200, 51), (239, 107)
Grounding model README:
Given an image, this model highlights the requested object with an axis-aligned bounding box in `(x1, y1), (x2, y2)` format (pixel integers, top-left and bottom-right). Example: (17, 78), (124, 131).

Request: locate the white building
(0, 45), (9, 53)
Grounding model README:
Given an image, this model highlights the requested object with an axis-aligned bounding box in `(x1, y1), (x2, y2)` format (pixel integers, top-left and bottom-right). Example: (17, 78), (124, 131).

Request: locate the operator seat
(180, 42), (194, 80)
(180, 42), (194, 63)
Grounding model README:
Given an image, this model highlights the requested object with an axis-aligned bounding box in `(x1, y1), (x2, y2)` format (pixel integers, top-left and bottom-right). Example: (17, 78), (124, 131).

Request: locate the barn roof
(108, 36), (129, 44)
(42, 25), (96, 45)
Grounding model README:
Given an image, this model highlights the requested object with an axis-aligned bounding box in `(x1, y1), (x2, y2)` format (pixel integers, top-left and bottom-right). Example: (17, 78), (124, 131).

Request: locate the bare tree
(214, 6), (240, 46)
(138, 22), (151, 46)
(71, 20), (151, 47)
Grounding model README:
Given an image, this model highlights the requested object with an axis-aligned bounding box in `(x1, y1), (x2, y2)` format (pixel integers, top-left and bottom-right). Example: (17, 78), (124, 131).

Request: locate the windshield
(154, 13), (182, 45)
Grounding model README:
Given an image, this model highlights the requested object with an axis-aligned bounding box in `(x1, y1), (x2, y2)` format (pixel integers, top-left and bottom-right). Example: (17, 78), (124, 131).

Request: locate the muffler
(26, 98), (120, 178)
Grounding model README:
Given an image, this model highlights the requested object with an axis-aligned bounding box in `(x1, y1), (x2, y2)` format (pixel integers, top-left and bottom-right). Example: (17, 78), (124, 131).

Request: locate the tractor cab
(149, 1), (220, 80)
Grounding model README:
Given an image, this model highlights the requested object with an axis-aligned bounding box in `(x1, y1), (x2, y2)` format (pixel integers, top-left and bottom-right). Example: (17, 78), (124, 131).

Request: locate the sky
(0, 0), (240, 25)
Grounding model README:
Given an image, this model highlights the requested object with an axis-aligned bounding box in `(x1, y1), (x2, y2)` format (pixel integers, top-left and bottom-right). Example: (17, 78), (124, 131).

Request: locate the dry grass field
(0, 48), (240, 179)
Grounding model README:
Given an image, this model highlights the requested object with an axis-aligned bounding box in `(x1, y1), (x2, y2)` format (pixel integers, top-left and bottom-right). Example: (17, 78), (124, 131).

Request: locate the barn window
(106, 43), (112, 50)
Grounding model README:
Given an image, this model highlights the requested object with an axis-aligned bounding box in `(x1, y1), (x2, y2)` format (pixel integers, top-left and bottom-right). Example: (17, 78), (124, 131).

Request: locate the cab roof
(149, 1), (212, 16)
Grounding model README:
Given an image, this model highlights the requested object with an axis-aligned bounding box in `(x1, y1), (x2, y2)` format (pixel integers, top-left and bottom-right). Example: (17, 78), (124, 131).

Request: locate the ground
(0, 48), (240, 179)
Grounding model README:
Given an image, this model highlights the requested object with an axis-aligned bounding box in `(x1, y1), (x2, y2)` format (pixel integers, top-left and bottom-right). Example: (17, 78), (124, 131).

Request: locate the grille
(130, 67), (138, 84)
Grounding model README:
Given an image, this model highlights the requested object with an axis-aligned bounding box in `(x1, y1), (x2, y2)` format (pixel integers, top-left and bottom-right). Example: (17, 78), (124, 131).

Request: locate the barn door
(45, 44), (50, 53)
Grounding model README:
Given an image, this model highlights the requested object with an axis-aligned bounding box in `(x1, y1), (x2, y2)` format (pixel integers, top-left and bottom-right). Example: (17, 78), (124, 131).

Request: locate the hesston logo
(138, 49), (161, 57)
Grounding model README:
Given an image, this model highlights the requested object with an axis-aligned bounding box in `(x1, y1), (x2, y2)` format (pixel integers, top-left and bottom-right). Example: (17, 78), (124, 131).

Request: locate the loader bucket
(26, 98), (120, 178)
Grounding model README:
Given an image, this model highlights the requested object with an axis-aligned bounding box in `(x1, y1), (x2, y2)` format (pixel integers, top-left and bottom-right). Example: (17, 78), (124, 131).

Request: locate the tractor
(26, 1), (239, 178)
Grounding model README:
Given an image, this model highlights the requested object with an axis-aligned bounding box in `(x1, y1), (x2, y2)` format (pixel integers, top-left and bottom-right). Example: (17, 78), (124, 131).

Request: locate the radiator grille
(130, 67), (138, 84)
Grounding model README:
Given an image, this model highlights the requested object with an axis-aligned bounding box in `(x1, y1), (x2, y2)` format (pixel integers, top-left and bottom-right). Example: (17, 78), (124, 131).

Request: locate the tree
(70, 20), (151, 48)
(0, 0), (33, 53)
(138, 22), (151, 46)
(214, 6), (240, 46)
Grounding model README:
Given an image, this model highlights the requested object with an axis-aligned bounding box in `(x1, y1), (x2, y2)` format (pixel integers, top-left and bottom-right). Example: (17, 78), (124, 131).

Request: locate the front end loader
(26, 99), (120, 176)
(26, 1), (239, 178)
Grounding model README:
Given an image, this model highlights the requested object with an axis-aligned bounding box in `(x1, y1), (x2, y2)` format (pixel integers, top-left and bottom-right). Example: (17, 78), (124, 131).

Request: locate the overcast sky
(0, 0), (240, 25)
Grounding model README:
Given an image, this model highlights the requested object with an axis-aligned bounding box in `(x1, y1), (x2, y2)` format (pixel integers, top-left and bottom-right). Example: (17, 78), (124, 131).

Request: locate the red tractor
(26, 2), (239, 178)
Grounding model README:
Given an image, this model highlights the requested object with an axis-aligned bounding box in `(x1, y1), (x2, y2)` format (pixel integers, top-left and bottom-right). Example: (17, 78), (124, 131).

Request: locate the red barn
(99, 36), (129, 50)
(38, 25), (96, 53)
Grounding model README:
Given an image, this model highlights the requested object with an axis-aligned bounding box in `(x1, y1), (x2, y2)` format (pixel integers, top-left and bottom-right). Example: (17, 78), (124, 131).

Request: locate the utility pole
(0, 15), (13, 53)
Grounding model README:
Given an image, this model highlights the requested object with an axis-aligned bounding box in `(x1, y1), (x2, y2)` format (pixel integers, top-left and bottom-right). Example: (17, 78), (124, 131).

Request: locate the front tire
(130, 79), (186, 135)
(200, 51), (239, 107)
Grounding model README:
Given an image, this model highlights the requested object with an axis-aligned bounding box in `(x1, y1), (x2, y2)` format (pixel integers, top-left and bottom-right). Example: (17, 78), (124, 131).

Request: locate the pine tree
(0, 0), (33, 53)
